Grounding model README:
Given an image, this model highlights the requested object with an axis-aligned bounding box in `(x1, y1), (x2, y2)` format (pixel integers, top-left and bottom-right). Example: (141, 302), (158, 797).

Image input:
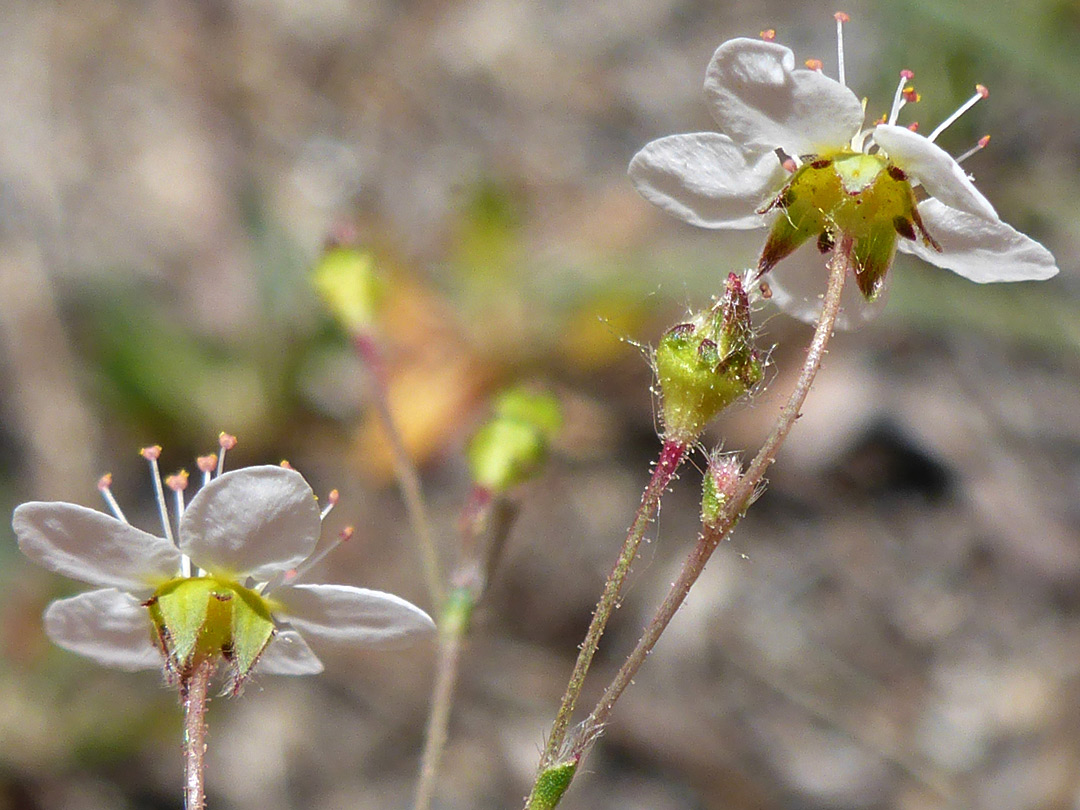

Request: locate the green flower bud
(146, 576), (277, 687)
(655, 274), (763, 443)
(701, 452), (743, 528)
(758, 152), (939, 300)
(311, 246), (385, 333)
(527, 760), (578, 810)
(467, 388), (562, 493)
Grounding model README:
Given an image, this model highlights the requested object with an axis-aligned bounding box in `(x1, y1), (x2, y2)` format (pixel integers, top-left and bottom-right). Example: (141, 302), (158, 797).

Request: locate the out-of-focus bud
(701, 451), (743, 528)
(467, 388), (562, 493)
(311, 246), (385, 333)
(654, 274), (763, 443)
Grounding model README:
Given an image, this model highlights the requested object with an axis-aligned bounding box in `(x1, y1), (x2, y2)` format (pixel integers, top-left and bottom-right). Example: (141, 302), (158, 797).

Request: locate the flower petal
(704, 38), (863, 157)
(763, 244), (890, 330)
(872, 125), (997, 220)
(255, 629), (324, 676)
(628, 133), (785, 229)
(179, 466), (321, 581)
(43, 588), (163, 671)
(277, 584), (436, 649)
(14, 502), (181, 591)
(897, 198), (1059, 282)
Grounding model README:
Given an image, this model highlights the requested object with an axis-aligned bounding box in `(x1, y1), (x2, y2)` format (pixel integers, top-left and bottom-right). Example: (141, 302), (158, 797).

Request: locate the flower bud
(701, 452), (743, 528)
(311, 246), (385, 333)
(655, 274), (763, 443)
(467, 388), (562, 493)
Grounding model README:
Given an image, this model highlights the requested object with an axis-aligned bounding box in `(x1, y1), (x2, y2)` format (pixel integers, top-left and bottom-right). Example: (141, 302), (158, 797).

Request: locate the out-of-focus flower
(14, 441), (434, 690)
(630, 15), (1059, 325)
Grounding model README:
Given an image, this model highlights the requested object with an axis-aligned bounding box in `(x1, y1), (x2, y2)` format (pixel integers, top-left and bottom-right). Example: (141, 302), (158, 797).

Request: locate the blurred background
(1, 0), (1079, 808)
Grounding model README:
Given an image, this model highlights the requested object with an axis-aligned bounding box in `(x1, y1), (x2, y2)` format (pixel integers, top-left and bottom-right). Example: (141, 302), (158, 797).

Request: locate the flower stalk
(181, 658), (214, 810)
(526, 241), (850, 807)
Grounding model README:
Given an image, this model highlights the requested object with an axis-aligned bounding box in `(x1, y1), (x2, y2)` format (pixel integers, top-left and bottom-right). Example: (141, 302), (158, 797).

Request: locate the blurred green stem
(353, 332), (444, 609)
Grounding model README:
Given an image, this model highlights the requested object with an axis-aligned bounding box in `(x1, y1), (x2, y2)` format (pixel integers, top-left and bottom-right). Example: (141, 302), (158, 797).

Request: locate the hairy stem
(182, 659), (214, 810)
(583, 240), (851, 747)
(353, 332), (444, 609)
(537, 438), (688, 771)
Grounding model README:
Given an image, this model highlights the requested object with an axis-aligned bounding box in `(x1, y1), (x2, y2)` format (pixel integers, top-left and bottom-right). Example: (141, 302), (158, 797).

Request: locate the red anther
(782, 157), (798, 173)
(166, 470), (190, 491)
(327, 489), (340, 505)
(283, 569), (298, 583)
(140, 445), (162, 461)
(834, 11), (850, 23)
(978, 134), (991, 148)
(279, 460), (294, 470)
(976, 84), (989, 98)
(196, 454), (217, 473)
(900, 69), (914, 80)
(218, 432), (238, 451)
(804, 58), (824, 71)
(760, 28), (776, 41)
(907, 122), (919, 132)
(339, 526), (355, 542)
(902, 87), (920, 103)
(97, 473), (113, 491)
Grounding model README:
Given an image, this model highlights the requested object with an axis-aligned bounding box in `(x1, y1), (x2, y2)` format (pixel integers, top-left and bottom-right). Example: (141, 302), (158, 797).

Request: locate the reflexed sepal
(701, 452), (743, 528)
(146, 576), (276, 688)
(654, 274), (763, 443)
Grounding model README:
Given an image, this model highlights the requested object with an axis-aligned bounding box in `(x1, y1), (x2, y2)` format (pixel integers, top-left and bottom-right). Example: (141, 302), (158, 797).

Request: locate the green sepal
(149, 577), (216, 667)
(527, 761), (578, 810)
(467, 388), (562, 493)
(229, 584), (277, 678)
(440, 587), (475, 636)
(852, 222), (899, 300)
(493, 388), (562, 439)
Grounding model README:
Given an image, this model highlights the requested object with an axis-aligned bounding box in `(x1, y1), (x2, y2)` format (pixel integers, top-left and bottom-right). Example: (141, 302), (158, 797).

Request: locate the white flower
(629, 19), (1059, 325)
(13, 452), (435, 684)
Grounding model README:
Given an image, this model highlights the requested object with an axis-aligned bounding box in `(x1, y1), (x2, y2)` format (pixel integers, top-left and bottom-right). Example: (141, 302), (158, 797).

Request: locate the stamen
(216, 433), (237, 477)
(805, 58), (824, 72)
(196, 454), (217, 487)
(291, 526), (355, 584)
(141, 446), (176, 547)
(907, 122), (919, 132)
(97, 473), (129, 523)
(782, 157), (798, 173)
(955, 134), (991, 164)
(279, 460), (294, 470)
(834, 12), (850, 87)
(928, 84), (989, 143)
(166, 470), (191, 576)
(887, 70), (914, 126)
(760, 29), (776, 41)
(320, 489), (340, 521)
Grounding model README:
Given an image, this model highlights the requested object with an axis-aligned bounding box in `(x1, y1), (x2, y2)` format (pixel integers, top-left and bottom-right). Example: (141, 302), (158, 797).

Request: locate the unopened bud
(654, 274), (763, 443)
(311, 245), (385, 333)
(467, 388), (562, 493)
(701, 452), (743, 527)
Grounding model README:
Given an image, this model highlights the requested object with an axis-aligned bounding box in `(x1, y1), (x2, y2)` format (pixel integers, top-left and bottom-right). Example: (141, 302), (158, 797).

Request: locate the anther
(928, 84), (989, 143)
(805, 58), (824, 72)
(887, 69), (914, 126)
(289, 525), (356, 585)
(196, 454), (217, 487)
(141, 444), (176, 547)
(955, 134), (991, 165)
(279, 459), (294, 470)
(217, 433), (237, 476)
(320, 489), (340, 520)
(760, 29), (776, 41)
(165, 471), (189, 492)
(166, 470), (191, 576)
(834, 12), (849, 86)
(907, 122), (919, 132)
(97, 473), (129, 523)
(759, 281), (773, 300)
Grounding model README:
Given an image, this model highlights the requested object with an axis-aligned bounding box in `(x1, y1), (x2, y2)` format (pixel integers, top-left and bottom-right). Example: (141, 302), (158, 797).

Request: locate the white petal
(763, 244), (889, 330)
(704, 38), (863, 157)
(14, 502), (181, 591)
(897, 198), (1059, 282)
(255, 629), (324, 676)
(43, 588), (163, 671)
(629, 133), (784, 229)
(872, 125), (997, 220)
(179, 466), (321, 581)
(277, 584), (436, 649)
